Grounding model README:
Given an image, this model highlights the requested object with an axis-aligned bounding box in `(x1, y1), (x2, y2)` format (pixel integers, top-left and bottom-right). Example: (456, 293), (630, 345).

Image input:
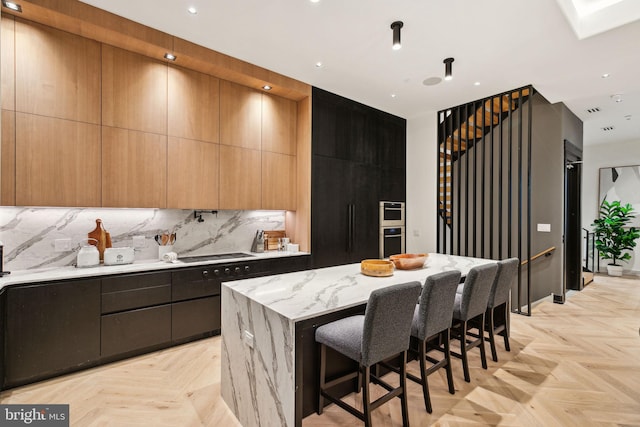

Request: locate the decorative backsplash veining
(0, 207), (285, 271)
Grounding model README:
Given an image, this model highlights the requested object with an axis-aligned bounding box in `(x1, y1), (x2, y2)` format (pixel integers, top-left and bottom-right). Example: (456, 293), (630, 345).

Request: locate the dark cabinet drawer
(102, 272), (171, 313)
(101, 304), (171, 358)
(171, 268), (221, 302)
(172, 296), (221, 342)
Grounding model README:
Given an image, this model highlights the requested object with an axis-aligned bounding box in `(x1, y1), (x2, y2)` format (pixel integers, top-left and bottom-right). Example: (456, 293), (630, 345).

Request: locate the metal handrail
(520, 246), (556, 266)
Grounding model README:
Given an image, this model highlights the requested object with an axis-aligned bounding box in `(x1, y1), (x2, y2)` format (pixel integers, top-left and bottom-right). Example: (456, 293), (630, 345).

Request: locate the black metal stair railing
(437, 85), (534, 315)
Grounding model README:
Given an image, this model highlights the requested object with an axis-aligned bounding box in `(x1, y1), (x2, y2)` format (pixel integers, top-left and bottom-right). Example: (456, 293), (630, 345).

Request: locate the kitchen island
(221, 253), (496, 427)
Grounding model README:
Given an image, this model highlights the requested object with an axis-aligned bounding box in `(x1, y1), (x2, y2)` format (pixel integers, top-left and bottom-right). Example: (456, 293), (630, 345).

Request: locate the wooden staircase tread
(468, 109), (499, 127)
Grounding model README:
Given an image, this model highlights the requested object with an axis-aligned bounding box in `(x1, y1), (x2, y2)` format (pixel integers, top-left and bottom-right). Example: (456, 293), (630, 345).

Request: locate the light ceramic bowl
(389, 253), (428, 270)
(361, 259), (395, 277)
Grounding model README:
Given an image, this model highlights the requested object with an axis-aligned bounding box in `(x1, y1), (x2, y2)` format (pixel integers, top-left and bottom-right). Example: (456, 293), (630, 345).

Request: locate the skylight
(556, 0), (640, 38)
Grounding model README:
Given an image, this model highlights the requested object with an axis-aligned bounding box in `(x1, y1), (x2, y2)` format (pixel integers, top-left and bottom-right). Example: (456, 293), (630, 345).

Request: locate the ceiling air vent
(586, 107), (600, 114)
(601, 126), (615, 131)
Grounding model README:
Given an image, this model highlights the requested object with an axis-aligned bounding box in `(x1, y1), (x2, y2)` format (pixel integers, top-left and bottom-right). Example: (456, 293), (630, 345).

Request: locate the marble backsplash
(0, 207), (285, 271)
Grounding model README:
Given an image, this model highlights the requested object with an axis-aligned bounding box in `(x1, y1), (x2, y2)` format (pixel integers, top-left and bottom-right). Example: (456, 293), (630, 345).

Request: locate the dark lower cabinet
(101, 305), (172, 358)
(172, 296), (221, 342)
(1, 255), (311, 390)
(3, 279), (101, 388)
(100, 271), (173, 360)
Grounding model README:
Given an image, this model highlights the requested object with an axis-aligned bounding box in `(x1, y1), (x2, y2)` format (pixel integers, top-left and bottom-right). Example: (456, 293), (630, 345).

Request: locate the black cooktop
(180, 252), (255, 263)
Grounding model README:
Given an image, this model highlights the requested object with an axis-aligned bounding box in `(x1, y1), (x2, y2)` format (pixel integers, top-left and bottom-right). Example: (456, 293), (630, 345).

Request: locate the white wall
(406, 111), (438, 253)
(583, 139), (640, 272)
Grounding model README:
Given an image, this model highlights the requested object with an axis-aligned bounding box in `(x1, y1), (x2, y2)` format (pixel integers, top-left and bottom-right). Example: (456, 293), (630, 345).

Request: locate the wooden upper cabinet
(14, 18), (100, 124)
(102, 45), (167, 134)
(220, 80), (261, 150)
(1, 16), (15, 111)
(262, 93), (297, 156)
(15, 113), (101, 207)
(167, 137), (219, 209)
(102, 127), (167, 208)
(2, 110), (16, 205)
(262, 152), (296, 211)
(168, 65), (220, 143)
(219, 145), (261, 210)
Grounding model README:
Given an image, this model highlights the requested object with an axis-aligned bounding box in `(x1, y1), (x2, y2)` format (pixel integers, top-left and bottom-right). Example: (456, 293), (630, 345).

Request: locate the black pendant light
(444, 57), (454, 81)
(391, 21), (403, 50)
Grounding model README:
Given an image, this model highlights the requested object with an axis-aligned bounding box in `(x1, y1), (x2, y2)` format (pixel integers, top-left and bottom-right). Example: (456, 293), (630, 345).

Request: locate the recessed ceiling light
(601, 73), (610, 78)
(474, 82), (480, 86)
(2, 1), (22, 12)
(262, 85), (272, 91)
(164, 53), (177, 61)
(187, 6), (197, 14)
(315, 62), (323, 68)
(391, 94), (397, 98)
(310, 0), (320, 3)
(625, 115), (632, 120)
(611, 94), (622, 103)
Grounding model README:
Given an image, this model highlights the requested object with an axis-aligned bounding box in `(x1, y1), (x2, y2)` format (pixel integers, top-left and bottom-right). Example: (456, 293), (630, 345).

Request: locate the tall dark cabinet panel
(312, 87), (406, 268)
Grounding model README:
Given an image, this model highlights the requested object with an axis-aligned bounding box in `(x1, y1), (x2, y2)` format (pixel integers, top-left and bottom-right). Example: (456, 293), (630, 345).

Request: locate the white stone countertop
(0, 251), (309, 290)
(222, 253), (495, 322)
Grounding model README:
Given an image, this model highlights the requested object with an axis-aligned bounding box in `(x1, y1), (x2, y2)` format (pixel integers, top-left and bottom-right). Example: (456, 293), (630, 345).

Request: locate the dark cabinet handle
(347, 204), (353, 252)
(351, 204), (356, 252)
(347, 204), (356, 253)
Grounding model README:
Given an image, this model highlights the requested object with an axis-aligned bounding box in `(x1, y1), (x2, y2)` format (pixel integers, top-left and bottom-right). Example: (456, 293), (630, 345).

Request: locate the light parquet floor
(2, 274), (640, 426)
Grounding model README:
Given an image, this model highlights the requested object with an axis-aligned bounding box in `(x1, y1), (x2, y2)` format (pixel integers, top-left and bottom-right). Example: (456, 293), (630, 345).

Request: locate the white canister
(158, 245), (174, 259)
(77, 245), (100, 267)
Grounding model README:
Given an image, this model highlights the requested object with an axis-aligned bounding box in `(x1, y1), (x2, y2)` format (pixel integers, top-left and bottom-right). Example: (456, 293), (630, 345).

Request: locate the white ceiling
(79, 0), (640, 147)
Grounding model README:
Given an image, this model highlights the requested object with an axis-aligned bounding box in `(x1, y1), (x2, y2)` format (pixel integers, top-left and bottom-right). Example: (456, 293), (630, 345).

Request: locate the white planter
(606, 264), (624, 276)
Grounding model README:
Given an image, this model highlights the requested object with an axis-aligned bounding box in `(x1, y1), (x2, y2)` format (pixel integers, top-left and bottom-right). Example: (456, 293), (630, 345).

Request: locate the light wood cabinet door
(262, 93), (297, 155)
(220, 80), (261, 150)
(15, 19), (100, 124)
(167, 137), (219, 209)
(2, 110), (16, 205)
(219, 145), (261, 210)
(102, 46), (167, 134)
(102, 127), (167, 208)
(168, 65), (219, 143)
(2, 16), (15, 111)
(15, 113), (101, 207)
(262, 152), (296, 211)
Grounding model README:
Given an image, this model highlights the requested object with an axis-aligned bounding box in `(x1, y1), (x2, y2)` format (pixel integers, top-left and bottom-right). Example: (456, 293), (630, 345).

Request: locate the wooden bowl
(389, 253), (428, 270)
(361, 259), (395, 277)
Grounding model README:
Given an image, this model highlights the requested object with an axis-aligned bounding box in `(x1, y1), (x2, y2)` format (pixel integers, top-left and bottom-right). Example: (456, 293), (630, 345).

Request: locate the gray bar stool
(315, 281), (422, 427)
(450, 263), (498, 382)
(485, 258), (519, 361)
(408, 270), (461, 413)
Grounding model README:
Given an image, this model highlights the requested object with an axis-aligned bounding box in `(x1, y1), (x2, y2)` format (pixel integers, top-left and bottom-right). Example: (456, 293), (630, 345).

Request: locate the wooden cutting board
(88, 219), (112, 261)
(263, 230), (286, 251)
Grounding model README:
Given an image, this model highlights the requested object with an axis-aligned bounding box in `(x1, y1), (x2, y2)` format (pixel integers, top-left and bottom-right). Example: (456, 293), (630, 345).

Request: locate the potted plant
(592, 200), (640, 276)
